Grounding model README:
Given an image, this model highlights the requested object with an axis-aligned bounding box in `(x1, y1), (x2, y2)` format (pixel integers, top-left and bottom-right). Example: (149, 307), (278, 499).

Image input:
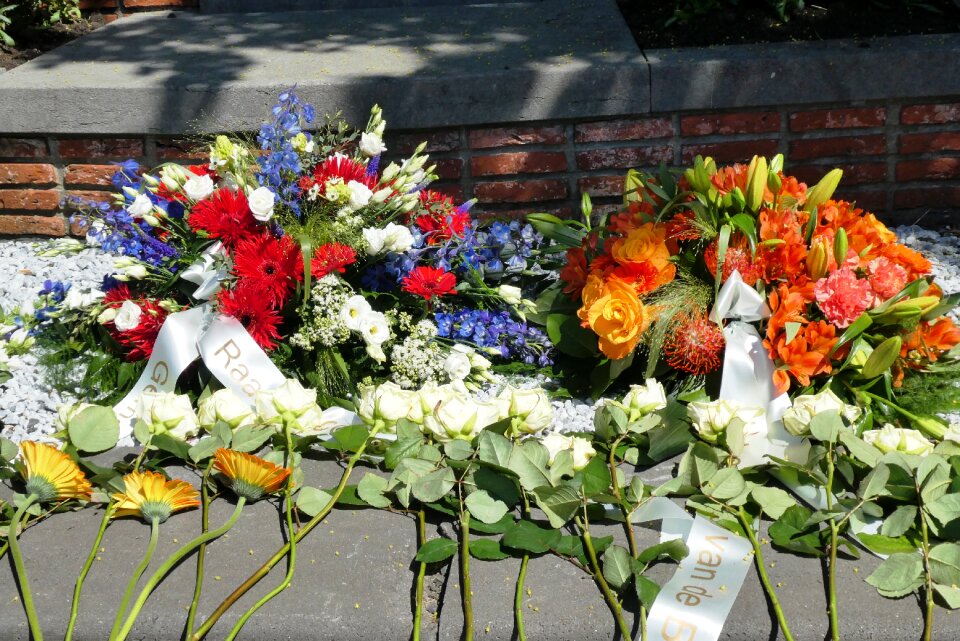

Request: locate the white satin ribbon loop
(180, 242), (228, 300)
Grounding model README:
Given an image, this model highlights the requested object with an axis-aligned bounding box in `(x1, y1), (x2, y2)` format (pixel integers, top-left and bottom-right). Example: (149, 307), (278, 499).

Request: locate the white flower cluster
(290, 276), (353, 350)
(208, 135), (251, 190)
(339, 294), (391, 362)
(389, 321), (447, 389)
(362, 222), (414, 255)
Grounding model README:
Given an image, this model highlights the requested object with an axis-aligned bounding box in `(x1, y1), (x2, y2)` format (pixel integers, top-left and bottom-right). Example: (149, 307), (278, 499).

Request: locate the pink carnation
(814, 267), (873, 328)
(867, 256), (908, 302)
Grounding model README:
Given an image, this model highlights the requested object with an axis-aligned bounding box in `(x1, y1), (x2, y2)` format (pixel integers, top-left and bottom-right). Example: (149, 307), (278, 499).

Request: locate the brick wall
(2, 99), (959, 236)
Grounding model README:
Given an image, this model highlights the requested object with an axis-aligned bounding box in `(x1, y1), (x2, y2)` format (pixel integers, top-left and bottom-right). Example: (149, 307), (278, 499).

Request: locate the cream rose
(247, 186), (276, 222)
(135, 392), (199, 441)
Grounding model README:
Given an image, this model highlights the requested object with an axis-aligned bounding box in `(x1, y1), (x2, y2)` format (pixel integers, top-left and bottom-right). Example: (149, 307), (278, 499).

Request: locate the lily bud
(802, 168), (843, 213)
(860, 336), (901, 379)
(744, 155), (768, 212)
(833, 228), (848, 268)
(806, 238), (829, 280)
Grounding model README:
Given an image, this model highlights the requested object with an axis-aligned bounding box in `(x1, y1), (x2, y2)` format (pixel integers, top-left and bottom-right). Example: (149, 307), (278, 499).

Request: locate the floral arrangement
(3, 96), (960, 641)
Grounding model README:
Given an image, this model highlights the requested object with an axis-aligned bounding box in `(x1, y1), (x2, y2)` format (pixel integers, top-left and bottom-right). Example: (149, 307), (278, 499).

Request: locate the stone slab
(1, 449), (957, 640)
(200, 0), (523, 13)
(0, 0), (648, 135)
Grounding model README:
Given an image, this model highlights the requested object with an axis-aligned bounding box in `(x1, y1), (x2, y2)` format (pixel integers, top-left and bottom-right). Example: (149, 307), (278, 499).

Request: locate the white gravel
(1, 227), (958, 442)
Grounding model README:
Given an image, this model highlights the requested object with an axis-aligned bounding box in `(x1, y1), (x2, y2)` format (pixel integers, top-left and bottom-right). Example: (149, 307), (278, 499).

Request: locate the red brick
(681, 112), (779, 137)
(578, 175), (625, 198)
(790, 163), (887, 186)
(123, 0), (196, 6)
(428, 183), (465, 203)
(156, 139), (205, 161)
(57, 138), (144, 160)
(0, 164), (57, 186)
(104, 13), (121, 23)
(65, 164), (120, 187)
(0, 215), (67, 236)
(66, 190), (114, 205)
(468, 125), (565, 150)
(471, 151), (566, 177)
(901, 103), (960, 125)
(899, 132), (960, 154)
(838, 190), (886, 211)
(788, 135), (885, 160)
(789, 108), (886, 132)
(475, 206), (574, 222)
(432, 158), (462, 180)
(0, 138), (48, 159)
(896, 158), (960, 182)
(681, 139), (779, 163)
(575, 118), (673, 143)
(389, 130), (461, 154)
(576, 146), (672, 171)
(474, 179), (567, 203)
(0, 189), (60, 212)
(894, 187), (960, 209)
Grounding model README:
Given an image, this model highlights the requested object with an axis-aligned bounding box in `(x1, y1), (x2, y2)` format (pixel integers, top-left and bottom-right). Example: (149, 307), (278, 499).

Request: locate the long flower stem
(8, 494), (42, 641)
(65, 503), (115, 641)
(920, 510), (935, 641)
(190, 426), (381, 641)
(184, 461), (216, 639)
(825, 443), (840, 641)
(736, 508), (795, 641)
(609, 435), (646, 641)
(413, 509), (427, 641)
(108, 517), (160, 641)
(114, 499), (246, 641)
(575, 514), (631, 640)
(460, 506), (473, 641)
(514, 494), (531, 641)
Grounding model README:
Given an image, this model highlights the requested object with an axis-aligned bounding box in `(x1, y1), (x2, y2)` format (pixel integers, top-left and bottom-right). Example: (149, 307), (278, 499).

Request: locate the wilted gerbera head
(18, 441), (92, 503)
(213, 449), (290, 501)
(112, 471), (200, 524)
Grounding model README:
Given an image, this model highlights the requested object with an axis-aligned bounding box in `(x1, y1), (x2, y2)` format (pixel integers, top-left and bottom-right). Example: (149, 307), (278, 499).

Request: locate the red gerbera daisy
(663, 312), (725, 375)
(231, 233), (303, 308)
(401, 266), (457, 301)
(307, 153), (378, 195)
(217, 285), (282, 350)
(101, 285), (170, 361)
(312, 243), (357, 279)
(413, 190), (470, 243)
(188, 188), (262, 249)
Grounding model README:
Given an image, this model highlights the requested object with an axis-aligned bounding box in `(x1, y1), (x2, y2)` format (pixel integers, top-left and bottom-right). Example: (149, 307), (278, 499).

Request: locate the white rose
(126, 193), (154, 218)
(183, 173), (215, 201)
(64, 287), (103, 311)
(688, 399), (764, 444)
(346, 180), (373, 210)
(339, 295), (373, 331)
(571, 436), (597, 471)
(359, 132), (387, 157)
(622, 378), (667, 420)
(358, 311), (390, 346)
(135, 392), (199, 441)
(500, 387), (553, 436)
(113, 300), (142, 332)
(357, 381), (417, 428)
(197, 388), (255, 430)
(497, 284), (523, 306)
(363, 227), (387, 255)
(247, 186), (276, 222)
(444, 351), (472, 382)
(423, 396), (500, 442)
(382, 223), (414, 253)
(415, 383), (461, 423)
(292, 404), (362, 437)
(97, 307), (118, 324)
(864, 424), (934, 457)
(255, 379), (320, 431)
(782, 389), (862, 437)
(55, 402), (93, 432)
(542, 432), (573, 465)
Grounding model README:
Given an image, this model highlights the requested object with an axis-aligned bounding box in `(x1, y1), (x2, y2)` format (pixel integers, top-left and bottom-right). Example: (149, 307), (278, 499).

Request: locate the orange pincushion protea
(704, 233), (763, 287)
(213, 449), (291, 501)
(663, 312), (725, 375)
(112, 471), (200, 523)
(18, 441), (92, 503)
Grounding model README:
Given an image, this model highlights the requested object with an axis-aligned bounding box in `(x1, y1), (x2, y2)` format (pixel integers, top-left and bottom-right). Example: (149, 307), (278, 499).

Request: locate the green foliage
(894, 357), (960, 418)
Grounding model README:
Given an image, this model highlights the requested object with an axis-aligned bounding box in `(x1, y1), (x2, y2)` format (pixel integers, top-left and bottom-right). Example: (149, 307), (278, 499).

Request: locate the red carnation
(231, 233), (303, 308)
(101, 285), (170, 362)
(188, 188), (262, 249)
(217, 285), (283, 350)
(312, 243), (357, 279)
(401, 266), (457, 301)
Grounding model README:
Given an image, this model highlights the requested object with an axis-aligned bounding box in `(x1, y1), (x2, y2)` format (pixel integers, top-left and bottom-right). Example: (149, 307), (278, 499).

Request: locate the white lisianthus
(113, 300), (142, 331)
(863, 424), (934, 457)
(571, 436), (597, 471)
(183, 173), (215, 201)
(358, 311), (390, 346)
(97, 307), (118, 324)
(363, 227), (387, 255)
(359, 132), (387, 157)
(197, 388), (256, 430)
(622, 378), (667, 420)
(443, 351), (472, 382)
(63, 287), (104, 311)
(126, 193), (154, 218)
(346, 180), (373, 210)
(339, 295), (373, 331)
(382, 222), (414, 253)
(423, 396), (501, 442)
(497, 284), (523, 306)
(687, 399), (765, 444)
(113, 259), (149, 281)
(357, 381), (418, 427)
(55, 402), (93, 432)
(135, 392), (199, 440)
(247, 186), (276, 222)
(499, 387), (553, 436)
(782, 389), (862, 437)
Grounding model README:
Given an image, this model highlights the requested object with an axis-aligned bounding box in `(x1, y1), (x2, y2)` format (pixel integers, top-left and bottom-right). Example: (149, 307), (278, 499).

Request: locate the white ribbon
(710, 271), (808, 468)
(632, 498), (753, 641)
(180, 242), (228, 300)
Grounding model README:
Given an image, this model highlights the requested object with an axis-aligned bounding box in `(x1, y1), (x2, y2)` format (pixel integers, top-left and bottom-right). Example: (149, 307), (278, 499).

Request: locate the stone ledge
(0, 449), (956, 640)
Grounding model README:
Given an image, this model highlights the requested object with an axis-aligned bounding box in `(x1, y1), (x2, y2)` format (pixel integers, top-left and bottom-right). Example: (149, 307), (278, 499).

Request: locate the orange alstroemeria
(901, 317), (960, 365)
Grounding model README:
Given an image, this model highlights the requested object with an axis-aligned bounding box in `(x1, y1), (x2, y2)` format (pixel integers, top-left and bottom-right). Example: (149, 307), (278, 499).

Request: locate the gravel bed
(1, 227), (958, 442)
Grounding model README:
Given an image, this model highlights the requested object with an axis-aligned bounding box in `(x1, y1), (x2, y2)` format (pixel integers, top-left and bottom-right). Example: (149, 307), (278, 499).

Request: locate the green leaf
(702, 467), (745, 501)
(784, 321), (802, 345)
(578, 455), (612, 499)
(532, 485), (581, 528)
(296, 486), (334, 517)
(926, 493), (960, 526)
(602, 544), (632, 591)
(473, 466), (519, 507)
(477, 430), (513, 468)
(188, 436), (223, 463)
(637, 539), (689, 564)
(634, 575), (660, 609)
(934, 583), (960, 609)
(67, 405), (119, 453)
(858, 533), (919, 556)
(929, 543), (960, 587)
(357, 473), (392, 508)
(880, 505), (918, 538)
(750, 486), (796, 519)
(809, 409), (842, 443)
(508, 440), (552, 491)
(647, 411), (695, 461)
(838, 432), (881, 467)
(768, 505), (822, 557)
(152, 433), (191, 460)
(547, 314), (598, 359)
(470, 538), (510, 561)
(133, 419), (151, 445)
(859, 463), (891, 500)
(411, 467), (456, 504)
(465, 490), (509, 524)
(415, 538), (458, 563)
(231, 425), (274, 453)
(684, 442), (720, 487)
(444, 439), (474, 461)
(211, 421), (233, 448)
(501, 520), (562, 554)
(866, 553), (924, 598)
(384, 420), (422, 469)
(918, 455), (951, 504)
(333, 424), (370, 453)
(830, 313), (873, 357)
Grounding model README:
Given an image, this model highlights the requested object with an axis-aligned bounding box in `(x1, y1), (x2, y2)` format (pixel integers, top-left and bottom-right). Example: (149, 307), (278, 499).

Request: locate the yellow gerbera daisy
(213, 448), (291, 501)
(19, 441), (92, 503)
(112, 471), (201, 523)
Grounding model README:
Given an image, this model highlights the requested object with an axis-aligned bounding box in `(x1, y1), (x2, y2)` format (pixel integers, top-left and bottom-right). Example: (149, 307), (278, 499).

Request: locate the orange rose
(610, 223), (671, 267)
(577, 275), (651, 360)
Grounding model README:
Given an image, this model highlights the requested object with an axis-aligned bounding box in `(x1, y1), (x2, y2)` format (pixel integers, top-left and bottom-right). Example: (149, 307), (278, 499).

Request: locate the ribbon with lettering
(631, 498), (753, 641)
(709, 271), (808, 468)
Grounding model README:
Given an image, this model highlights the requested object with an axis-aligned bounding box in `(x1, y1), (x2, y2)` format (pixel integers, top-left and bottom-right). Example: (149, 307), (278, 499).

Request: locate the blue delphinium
(69, 197), (178, 268)
(435, 308), (555, 366)
(33, 280), (71, 323)
(256, 89), (315, 215)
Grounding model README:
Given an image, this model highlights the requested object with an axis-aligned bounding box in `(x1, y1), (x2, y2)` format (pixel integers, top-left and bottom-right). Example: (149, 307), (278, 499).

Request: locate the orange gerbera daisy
(112, 471), (200, 523)
(213, 449), (291, 501)
(18, 441), (92, 503)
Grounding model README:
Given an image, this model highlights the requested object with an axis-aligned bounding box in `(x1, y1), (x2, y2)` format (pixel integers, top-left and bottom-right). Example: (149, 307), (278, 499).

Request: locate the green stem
(130, 436), (153, 472)
(825, 443), (840, 641)
(190, 425), (381, 641)
(0, 539), (8, 562)
(460, 505), (473, 641)
(609, 436), (646, 641)
(920, 511), (935, 641)
(183, 461), (216, 639)
(108, 517), (160, 641)
(115, 499), (246, 641)
(8, 494), (43, 641)
(413, 509), (427, 641)
(514, 494), (531, 641)
(65, 503), (115, 641)
(575, 514), (631, 640)
(736, 508), (795, 641)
